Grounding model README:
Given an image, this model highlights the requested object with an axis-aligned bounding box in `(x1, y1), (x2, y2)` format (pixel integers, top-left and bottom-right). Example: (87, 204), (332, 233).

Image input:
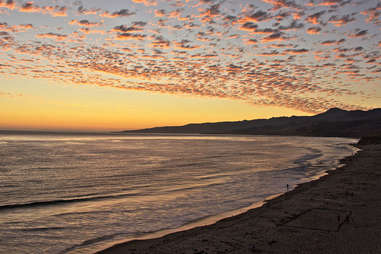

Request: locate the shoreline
(97, 139), (381, 254)
(91, 197), (271, 254)
(92, 154), (348, 253)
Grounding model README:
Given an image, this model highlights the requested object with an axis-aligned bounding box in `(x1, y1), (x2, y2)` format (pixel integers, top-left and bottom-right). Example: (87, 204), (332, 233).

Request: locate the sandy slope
(98, 142), (381, 254)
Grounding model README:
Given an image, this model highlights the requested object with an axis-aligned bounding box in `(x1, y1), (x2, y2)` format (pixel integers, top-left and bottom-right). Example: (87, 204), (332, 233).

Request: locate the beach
(99, 138), (381, 254)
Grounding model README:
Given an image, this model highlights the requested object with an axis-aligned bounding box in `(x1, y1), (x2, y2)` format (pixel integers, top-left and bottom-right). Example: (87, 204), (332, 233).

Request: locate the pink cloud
(328, 15), (355, 27)
(36, 33), (67, 41)
(115, 33), (146, 40)
(284, 48), (309, 54)
(306, 11), (326, 25)
(261, 32), (286, 42)
(318, 0), (340, 6)
(101, 9), (135, 18)
(0, 0), (15, 10)
(307, 27), (321, 34)
(348, 30), (368, 38)
(69, 19), (102, 27)
(131, 0), (157, 7)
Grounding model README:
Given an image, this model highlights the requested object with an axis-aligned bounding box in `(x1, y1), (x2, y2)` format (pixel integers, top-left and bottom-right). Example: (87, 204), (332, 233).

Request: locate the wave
(0, 192), (138, 211)
(64, 142), (84, 145)
(22, 226), (67, 232)
(59, 232), (124, 254)
(293, 152), (322, 165)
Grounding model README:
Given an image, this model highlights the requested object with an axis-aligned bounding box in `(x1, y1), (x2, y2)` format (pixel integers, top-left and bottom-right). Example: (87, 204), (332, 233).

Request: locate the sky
(0, 0), (380, 131)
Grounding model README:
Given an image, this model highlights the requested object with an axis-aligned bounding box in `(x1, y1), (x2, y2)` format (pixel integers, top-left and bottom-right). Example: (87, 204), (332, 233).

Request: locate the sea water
(0, 134), (357, 254)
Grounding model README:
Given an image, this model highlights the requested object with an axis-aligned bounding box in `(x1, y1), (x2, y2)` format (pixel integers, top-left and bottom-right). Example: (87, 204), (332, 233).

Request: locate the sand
(98, 140), (381, 254)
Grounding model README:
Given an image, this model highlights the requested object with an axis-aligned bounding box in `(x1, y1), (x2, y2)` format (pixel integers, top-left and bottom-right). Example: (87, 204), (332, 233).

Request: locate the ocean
(0, 134), (357, 254)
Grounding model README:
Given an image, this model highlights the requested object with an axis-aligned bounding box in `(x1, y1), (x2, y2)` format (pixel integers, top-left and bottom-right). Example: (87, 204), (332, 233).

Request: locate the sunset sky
(0, 0), (380, 131)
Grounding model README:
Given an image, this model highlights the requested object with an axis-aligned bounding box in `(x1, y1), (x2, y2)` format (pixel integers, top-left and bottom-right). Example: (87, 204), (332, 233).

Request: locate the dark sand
(98, 141), (381, 254)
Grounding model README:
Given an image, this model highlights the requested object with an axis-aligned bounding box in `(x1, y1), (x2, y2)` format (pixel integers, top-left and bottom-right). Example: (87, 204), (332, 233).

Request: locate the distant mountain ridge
(124, 108), (381, 138)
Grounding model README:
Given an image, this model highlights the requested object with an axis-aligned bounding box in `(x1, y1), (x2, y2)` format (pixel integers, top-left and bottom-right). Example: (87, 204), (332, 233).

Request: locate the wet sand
(98, 140), (381, 254)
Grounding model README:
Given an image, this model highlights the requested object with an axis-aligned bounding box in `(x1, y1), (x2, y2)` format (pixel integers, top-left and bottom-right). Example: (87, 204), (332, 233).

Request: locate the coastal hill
(124, 108), (381, 138)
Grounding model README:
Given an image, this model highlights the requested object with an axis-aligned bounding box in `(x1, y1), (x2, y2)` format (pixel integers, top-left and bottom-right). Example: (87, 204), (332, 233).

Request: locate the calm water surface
(0, 134), (357, 254)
